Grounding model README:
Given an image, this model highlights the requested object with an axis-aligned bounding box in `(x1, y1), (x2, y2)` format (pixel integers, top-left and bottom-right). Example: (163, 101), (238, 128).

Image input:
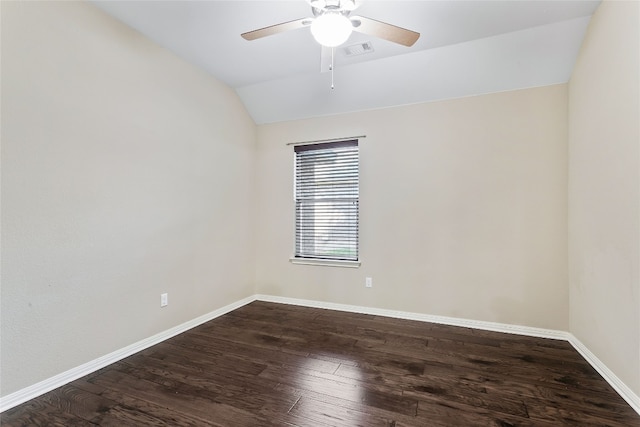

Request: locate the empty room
(1, 0), (638, 425)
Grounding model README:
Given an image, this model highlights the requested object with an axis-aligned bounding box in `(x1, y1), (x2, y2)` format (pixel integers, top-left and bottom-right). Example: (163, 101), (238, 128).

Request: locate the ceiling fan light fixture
(311, 13), (352, 47)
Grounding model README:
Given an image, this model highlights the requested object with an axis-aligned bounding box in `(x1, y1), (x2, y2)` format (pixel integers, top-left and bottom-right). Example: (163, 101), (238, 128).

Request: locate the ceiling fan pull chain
(331, 47), (335, 90)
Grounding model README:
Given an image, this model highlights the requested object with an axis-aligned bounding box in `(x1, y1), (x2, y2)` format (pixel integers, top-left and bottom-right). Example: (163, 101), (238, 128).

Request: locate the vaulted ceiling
(92, 1), (601, 124)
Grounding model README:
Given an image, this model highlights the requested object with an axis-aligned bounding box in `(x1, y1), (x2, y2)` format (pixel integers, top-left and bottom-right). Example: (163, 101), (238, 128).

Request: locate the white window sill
(289, 257), (361, 268)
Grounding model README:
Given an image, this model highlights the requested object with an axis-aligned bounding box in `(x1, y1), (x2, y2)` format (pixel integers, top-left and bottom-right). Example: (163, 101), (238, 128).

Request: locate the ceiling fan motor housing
(309, 0), (358, 15)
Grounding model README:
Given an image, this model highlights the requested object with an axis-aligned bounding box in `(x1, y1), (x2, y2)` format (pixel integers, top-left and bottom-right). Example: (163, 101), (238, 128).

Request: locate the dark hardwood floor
(2, 301), (639, 426)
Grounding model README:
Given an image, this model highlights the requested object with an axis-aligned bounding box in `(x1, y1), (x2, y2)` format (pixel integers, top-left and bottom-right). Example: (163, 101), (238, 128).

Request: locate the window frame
(290, 139), (361, 268)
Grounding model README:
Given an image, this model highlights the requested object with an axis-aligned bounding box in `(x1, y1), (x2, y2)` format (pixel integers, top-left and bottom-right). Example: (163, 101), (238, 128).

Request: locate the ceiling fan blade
(241, 18), (312, 41)
(351, 16), (419, 47)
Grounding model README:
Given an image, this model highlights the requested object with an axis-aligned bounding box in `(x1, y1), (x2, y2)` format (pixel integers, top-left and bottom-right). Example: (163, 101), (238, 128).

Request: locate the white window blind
(294, 140), (359, 261)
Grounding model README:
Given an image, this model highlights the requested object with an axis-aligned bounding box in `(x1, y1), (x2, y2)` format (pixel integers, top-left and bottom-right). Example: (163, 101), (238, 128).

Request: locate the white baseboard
(255, 294), (640, 416)
(255, 294), (569, 340)
(2, 293), (638, 417)
(567, 334), (640, 414)
(0, 295), (256, 413)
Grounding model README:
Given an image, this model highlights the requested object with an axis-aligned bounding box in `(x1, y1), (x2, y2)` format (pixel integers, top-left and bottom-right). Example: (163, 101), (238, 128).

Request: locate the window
(293, 140), (359, 265)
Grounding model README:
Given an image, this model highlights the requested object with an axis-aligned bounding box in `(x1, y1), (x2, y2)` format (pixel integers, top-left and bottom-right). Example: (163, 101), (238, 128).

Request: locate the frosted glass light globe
(311, 13), (352, 47)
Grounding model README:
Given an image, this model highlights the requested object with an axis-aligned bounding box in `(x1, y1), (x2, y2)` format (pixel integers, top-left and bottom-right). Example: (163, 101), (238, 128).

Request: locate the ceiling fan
(241, 0), (420, 48)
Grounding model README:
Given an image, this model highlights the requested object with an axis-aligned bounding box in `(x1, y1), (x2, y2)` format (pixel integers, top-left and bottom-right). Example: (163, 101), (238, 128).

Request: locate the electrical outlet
(365, 277), (373, 288)
(160, 293), (168, 307)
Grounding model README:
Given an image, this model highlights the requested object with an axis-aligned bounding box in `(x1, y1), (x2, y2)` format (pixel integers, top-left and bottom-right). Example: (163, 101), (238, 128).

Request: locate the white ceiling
(91, 0), (601, 124)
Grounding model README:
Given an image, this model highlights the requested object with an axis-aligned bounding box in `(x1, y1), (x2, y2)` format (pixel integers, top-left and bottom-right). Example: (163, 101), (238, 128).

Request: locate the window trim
(289, 257), (361, 268)
(291, 139), (360, 267)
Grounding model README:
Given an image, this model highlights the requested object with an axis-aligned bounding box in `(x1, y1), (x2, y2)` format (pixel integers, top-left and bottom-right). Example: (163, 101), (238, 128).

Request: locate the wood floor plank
(0, 399), (96, 427)
(73, 379), (217, 427)
(122, 350), (299, 416)
(2, 301), (638, 426)
(288, 395), (395, 427)
(414, 398), (560, 427)
(91, 367), (274, 427)
(275, 383), (426, 427)
(258, 364), (419, 416)
(39, 383), (117, 422)
(89, 404), (173, 427)
(173, 333), (342, 374)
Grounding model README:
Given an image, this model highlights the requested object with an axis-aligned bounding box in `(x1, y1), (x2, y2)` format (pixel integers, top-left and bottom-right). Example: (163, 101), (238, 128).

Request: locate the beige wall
(255, 85), (569, 330)
(3, 0), (637, 406)
(0, 1), (256, 396)
(568, 0), (640, 396)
